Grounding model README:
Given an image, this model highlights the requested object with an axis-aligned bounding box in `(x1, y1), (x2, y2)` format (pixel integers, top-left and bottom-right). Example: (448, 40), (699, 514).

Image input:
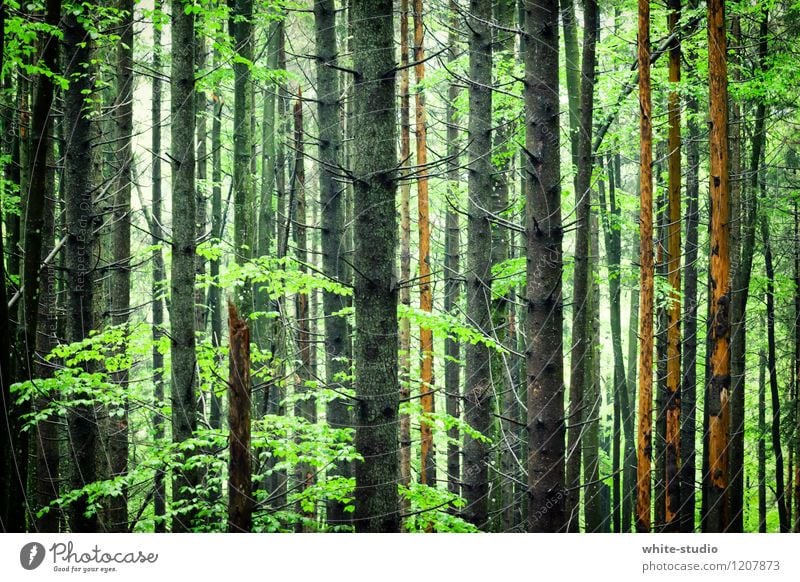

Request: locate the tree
(228, 302), (252, 532)
(315, 0), (351, 527)
(169, 0), (198, 532)
(414, 0), (435, 490)
(463, 0), (493, 529)
(663, 0), (681, 532)
(351, 0), (399, 533)
(523, 0), (566, 533)
(636, 0), (654, 533)
(63, 5), (97, 533)
(705, 0), (731, 534)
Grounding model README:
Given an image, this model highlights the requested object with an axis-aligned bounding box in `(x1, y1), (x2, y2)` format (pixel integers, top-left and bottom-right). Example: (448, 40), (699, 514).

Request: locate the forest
(0, 0), (799, 534)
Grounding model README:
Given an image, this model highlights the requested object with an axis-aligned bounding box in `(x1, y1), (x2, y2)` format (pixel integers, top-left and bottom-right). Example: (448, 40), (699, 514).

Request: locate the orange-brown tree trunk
(664, 0), (682, 532)
(414, 0), (435, 488)
(636, 0), (655, 533)
(705, 0), (731, 533)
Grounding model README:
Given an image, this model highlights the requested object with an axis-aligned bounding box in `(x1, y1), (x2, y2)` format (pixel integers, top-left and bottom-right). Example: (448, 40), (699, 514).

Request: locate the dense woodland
(1, 0), (799, 534)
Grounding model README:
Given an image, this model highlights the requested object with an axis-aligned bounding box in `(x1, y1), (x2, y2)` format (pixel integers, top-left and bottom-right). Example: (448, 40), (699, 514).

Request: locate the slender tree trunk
(314, 0), (351, 528)
(758, 349), (767, 532)
(705, 0), (731, 533)
(107, 0), (134, 531)
(636, 0), (654, 533)
(63, 8), (98, 534)
(352, 0), (399, 533)
(151, 7), (167, 531)
(565, 0), (597, 532)
(729, 7), (768, 532)
(679, 2), (700, 530)
(33, 136), (59, 532)
(228, 302), (252, 532)
(291, 92), (315, 530)
(523, 0), (566, 533)
(444, 0), (461, 502)
(463, 0), (493, 529)
(663, 0), (682, 532)
(413, 0), (436, 490)
(492, 0), (516, 531)
(626, 212), (640, 532)
(599, 154), (627, 533)
(761, 213), (789, 532)
(796, 198), (800, 533)
(231, 0), (254, 314)
(195, 35), (208, 336)
(397, 0), (412, 511)
(169, 0), (198, 532)
(559, 0), (580, 187)
(209, 49), (223, 432)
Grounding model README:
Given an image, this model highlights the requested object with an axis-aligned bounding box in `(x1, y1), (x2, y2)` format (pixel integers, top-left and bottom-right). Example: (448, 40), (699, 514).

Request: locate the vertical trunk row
(413, 0), (436, 489)
(351, 0), (399, 533)
(523, 0), (566, 532)
(636, 0), (654, 533)
(663, 0), (682, 532)
(169, 0), (198, 532)
(397, 0), (412, 508)
(444, 0), (461, 502)
(705, 0), (731, 533)
(463, 0), (493, 529)
(0, 6), (10, 532)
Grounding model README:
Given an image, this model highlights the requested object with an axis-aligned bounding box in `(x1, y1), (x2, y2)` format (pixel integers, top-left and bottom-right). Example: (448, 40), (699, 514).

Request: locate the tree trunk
(626, 208), (640, 532)
(758, 349), (767, 532)
(231, 0), (254, 314)
(444, 0), (461, 503)
(662, 0), (682, 532)
(151, 7), (167, 531)
(169, 0), (198, 532)
(559, 0), (580, 188)
(680, 2), (700, 531)
(729, 7), (768, 532)
(314, 0), (351, 528)
(705, 0), (731, 533)
(352, 0), (399, 533)
(636, 0), (654, 533)
(228, 302), (252, 532)
(63, 8), (98, 534)
(463, 0), (493, 529)
(761, 213), (789, 532)
(413, 0), (436, 490)
(107, 0), (134, 531)
(565, 0), (597, 532)
(398, 0), (412, 512)
(523, 0), (566, 533)
(492, 0), (516, 531)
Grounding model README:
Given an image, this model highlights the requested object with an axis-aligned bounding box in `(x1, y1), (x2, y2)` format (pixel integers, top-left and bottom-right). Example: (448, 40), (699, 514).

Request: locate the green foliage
(400, 483), (478, 533)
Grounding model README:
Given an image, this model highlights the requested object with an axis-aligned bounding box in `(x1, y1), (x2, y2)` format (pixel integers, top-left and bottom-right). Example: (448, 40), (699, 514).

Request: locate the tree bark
(705, 0), (731, 533)
(413, 0), (436, 490)
(566, 0), (597, 532)
(663, 0), (682, 532)
(463, 0), (494, 529)
(228, 302), (252, 532)
(636, 0), (654, 533)
(63, 7), (98, 534)
(758, 349), (767, 533)
(352, 0), (399, 533)
(169, 0), (198, 532)
(108, 0), (134, 531)
(444, 0), (461, 503)
(523, 0), (566, 533)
